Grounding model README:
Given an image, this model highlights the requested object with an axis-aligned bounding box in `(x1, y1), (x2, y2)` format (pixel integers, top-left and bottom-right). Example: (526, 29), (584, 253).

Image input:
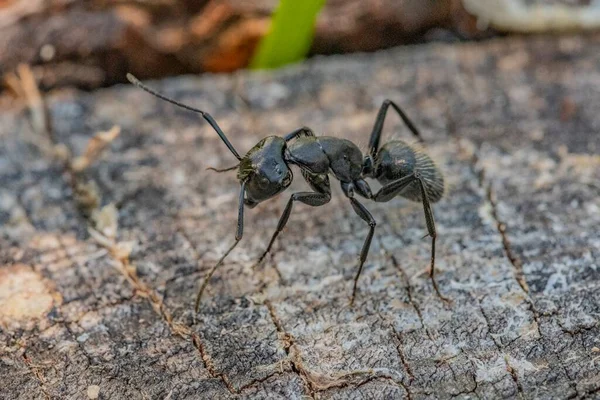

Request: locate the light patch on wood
(475, 354), (538, 383)
(0, 264), (55, 329)
(91, 203), (119, 240)
(71, 125), (121, 172)
(557, 146), (600, 180)
(87, 385), (100, 399)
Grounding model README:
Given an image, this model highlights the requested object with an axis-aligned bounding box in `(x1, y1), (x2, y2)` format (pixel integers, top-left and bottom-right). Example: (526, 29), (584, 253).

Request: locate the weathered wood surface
(1, 34), (600, 399)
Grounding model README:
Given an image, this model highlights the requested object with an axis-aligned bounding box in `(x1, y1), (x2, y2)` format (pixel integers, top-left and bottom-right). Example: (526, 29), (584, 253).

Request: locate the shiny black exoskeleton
(127, 75), (447, 312)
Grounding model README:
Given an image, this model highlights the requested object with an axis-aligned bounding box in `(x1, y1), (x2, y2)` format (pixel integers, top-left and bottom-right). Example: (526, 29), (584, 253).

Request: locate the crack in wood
(28, 117), (194, 372)
(381, 240), (435, 342)
(93, 240), (236, 395)
(505, 357), (525, 399)
(381, 316), (416, 399)
(21, 352), (51, 400)
(354, 375), (412, 399)
(391, 327), (415, 384)
(562, 365), (580, 399)
(457, 356), (482, 399)
(486, 185), (529, 294)
(459, 135), (531, 296)
(109, 253), (191, 338)
(264, 299), (317, 399)
(237, 370), (290, 393)
(190, 333), (237, 394)
(476, 295), (524, 399)
(10, 81), (237, 397)
(463, 137), (545, 344)
(556, 319), (597, 337)
(483, 174), (544, 342)
(264, 299), (416, 397)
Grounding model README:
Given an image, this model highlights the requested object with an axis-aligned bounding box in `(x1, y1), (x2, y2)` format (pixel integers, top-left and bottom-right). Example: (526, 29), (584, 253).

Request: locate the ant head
(239, 137), (293, 208)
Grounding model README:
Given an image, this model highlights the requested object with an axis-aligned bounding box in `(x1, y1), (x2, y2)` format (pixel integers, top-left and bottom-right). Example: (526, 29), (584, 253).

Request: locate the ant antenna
(126, 73), (242, 161)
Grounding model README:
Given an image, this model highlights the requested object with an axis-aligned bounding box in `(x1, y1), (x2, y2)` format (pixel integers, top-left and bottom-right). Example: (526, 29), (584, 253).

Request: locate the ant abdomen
(374, 140), (444, 203)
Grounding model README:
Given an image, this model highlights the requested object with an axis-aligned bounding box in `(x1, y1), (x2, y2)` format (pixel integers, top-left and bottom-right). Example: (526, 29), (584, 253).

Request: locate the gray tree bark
(1, 33), (599, 399)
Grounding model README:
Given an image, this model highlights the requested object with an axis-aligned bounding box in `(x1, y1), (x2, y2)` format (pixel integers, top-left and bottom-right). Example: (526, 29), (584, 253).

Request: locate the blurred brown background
(0, 0), (490, 91)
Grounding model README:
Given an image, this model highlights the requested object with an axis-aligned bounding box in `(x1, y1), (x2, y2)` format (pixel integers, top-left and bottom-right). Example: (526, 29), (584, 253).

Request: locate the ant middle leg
(346, 196), (377, 306)
(253, 172), (331, 269)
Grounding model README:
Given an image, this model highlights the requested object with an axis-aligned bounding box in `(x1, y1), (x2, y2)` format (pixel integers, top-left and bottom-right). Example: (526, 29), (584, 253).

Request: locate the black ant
(126, 74), (448, 313)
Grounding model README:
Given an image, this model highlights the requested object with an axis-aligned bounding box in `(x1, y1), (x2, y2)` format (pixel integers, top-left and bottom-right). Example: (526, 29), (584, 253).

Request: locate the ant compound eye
(254, 175), (269, 188)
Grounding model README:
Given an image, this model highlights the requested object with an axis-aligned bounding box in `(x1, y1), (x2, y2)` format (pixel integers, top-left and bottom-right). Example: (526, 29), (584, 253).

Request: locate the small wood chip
(87, 385), (100, 399)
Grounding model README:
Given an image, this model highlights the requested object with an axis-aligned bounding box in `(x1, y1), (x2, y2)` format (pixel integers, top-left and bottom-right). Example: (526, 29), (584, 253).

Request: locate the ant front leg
(367, 99), (424, 158)
(253, 172), (331, 269)
(195, 181), (246, 313)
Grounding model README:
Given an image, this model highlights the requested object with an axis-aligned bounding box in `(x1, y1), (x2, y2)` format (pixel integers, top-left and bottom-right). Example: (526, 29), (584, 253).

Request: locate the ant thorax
(286, 136), (363, 182)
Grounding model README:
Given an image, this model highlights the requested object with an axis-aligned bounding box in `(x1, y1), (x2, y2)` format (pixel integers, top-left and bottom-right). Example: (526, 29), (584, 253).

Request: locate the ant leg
(372, 173), (449, 303)
(195, 181), (246, 313)
(284, 126), (315, 142)
(368, 99), (424, 157)
(254, 172), (330, 268)
(347, 197), (377, 306)
(372, 174), (417, 203)
(415, 176), (450, 304)
(253, 191), (331, 268)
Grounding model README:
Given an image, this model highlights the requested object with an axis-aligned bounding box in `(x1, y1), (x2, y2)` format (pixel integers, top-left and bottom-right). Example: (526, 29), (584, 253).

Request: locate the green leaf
(250, 0), (326, 70)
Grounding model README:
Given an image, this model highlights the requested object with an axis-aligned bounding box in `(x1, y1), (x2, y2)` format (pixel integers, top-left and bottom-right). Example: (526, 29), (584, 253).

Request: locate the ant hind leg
(415, 176), (451, 305)
(367, 99), (425, 159)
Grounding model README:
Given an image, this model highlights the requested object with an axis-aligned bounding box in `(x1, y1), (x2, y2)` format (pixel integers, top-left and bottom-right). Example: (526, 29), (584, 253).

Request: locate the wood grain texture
(1, 34), (600, 399)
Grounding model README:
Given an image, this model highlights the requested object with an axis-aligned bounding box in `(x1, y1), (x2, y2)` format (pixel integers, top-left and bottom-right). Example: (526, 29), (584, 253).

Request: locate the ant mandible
(126, 74), (448, 313)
